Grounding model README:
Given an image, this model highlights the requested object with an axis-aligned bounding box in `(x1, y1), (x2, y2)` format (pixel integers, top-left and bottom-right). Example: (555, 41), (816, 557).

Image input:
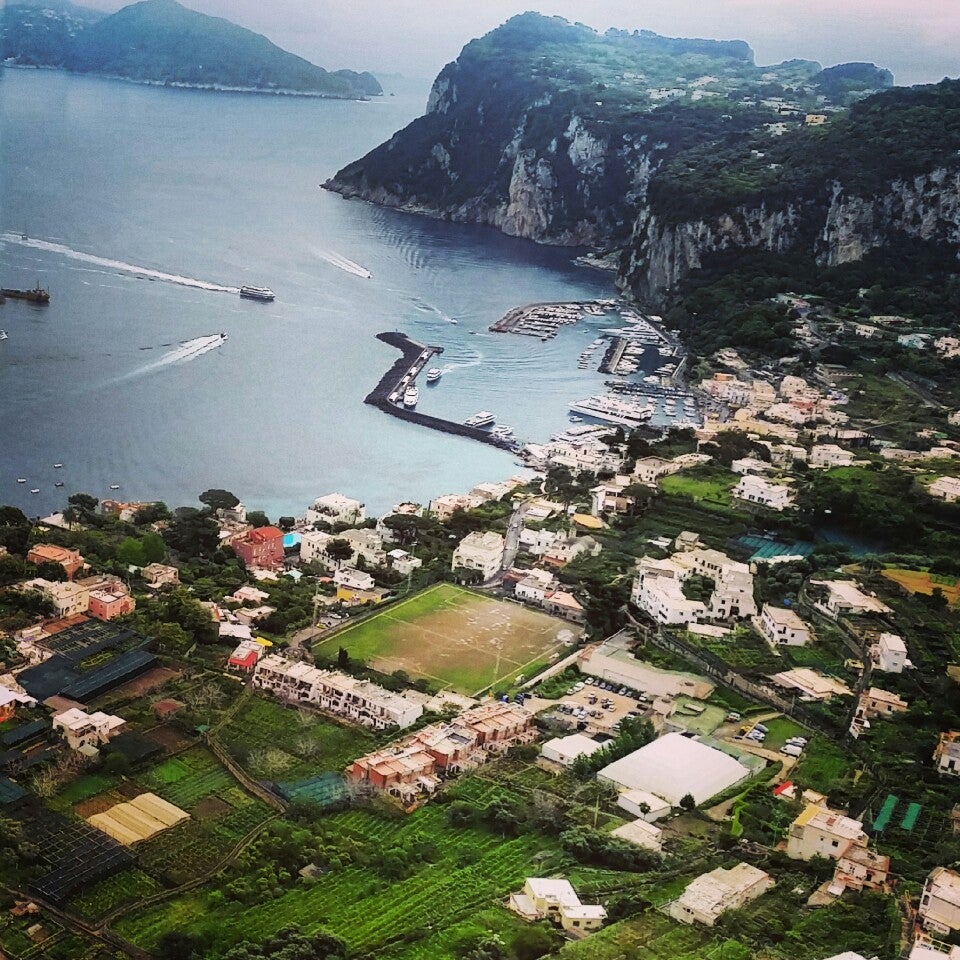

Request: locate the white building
(934, 732), (960, 777)
(300, 530), (332, 565)
(509, 878), (607, 934)
(452, 531), (505, 581)
(53, 708), (126, 752)
(633, 457), (680, 485)
(810, 444), (857, 469)
(598, 733), (751, 806)
(786, 804), (868, 861)
(733, 474), (795, 511)
(872, 632), (907, 673)
(519, 526), (560, 557)
(611, 818), (663, 853)
(541, 733), (607, 768)
(929, 477), (960, 503)
(910, 942), (960, 960)
(333, 567), (376, 592)
(731, 457), (773, 476)
(921, 868), (960, 936)
(253, 654), (422, 729)
(633, 557), (707, 626)
(757, 604), (812, 647)
(306, 493), (365, 527)
(23, 579), (90, 618)
(669, 863), (774, 926)
(811, 580), (892, 619)
(617, 788), (672, 822)
(429, 493), (483, 520)
(387, 549), (422, 577)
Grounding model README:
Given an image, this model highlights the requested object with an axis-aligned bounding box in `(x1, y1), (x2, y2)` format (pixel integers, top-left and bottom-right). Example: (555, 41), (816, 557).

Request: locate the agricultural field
(882, 567), (960, 605)
(69, 868), (162, 920)
(316, 584), (577, 695)
(219, 696), (376, 782)
(793, 735), (856, 793)
(114, 802), (569, 955)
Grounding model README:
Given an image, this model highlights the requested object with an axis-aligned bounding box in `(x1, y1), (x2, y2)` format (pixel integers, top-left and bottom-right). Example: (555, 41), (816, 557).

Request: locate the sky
(77, 0), (960, 87)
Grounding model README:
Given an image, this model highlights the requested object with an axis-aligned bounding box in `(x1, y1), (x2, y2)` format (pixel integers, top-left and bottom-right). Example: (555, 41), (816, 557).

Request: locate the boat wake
(314, 249), (372, 279)
(122, 334), (227, 380)
(1, 233), (240, 294)
(408, 296), (457, 324)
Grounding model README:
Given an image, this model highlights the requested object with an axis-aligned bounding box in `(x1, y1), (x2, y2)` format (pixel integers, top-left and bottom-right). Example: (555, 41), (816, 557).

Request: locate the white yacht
(569, 395), (654, 429)
(426, 367), (443, 384)
(403, 385), (419, 408)
(239, 285), (275, 302)
(464, 411), (495, 428)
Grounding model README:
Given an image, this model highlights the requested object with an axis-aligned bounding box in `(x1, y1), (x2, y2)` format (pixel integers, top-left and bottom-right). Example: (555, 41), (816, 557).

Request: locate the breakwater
(365, 332), (517, 450)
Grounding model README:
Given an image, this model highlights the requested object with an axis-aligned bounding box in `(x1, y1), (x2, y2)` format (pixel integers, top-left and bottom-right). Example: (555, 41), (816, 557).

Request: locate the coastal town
(4, 292), (960, 960)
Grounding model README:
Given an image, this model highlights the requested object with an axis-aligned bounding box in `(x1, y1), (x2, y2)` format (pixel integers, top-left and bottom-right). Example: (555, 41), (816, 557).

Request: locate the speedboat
(53, 463), (63, 469)
(426, 367), (443, 384)
(109, 484), (121, 490)
(569, 416), (583, 423)
(16, 478), (26, 483)
(30, 488), (39, 494)
(54, 481), (64, 488)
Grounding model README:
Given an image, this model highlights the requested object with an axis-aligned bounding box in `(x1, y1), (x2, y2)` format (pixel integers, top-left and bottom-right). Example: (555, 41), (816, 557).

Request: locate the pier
(365, 332), (517, 451)
(490, 299), (616, 337)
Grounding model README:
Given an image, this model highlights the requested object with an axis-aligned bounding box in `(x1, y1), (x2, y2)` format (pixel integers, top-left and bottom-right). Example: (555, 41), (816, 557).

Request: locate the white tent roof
(597, 732), (751, 805)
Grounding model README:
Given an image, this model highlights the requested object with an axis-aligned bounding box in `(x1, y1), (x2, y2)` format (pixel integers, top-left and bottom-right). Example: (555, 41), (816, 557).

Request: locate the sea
(0, 69), (659, 519)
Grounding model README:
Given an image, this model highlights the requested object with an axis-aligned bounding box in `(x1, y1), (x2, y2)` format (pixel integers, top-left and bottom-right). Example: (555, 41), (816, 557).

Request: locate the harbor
(490, 299), (617, 338)
(364, 332), (518, 451)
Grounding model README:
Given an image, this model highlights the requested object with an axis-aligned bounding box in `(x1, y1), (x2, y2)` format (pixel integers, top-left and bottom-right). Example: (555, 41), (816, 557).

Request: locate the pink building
(87, 590), (136, 621)
(232, 527), (285, 569)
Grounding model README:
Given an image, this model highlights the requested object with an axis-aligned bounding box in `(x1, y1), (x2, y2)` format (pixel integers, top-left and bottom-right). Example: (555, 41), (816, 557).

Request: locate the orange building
(27, 544), (84, 580)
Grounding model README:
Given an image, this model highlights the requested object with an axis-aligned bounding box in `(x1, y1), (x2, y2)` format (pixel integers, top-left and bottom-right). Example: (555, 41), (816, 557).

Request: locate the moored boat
(403, 385), (419, 408)
(464, 411), (495, 428)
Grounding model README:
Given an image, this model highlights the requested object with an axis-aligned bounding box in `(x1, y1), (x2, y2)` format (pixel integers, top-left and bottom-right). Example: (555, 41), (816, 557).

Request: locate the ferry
(568, 395), (654, 429)
(491, 425), (514, 437)
(239, 285), (275, 302)
(426, 367), (443, 384)
(464, 411), (495, 428)
(403, 386), (419, 408)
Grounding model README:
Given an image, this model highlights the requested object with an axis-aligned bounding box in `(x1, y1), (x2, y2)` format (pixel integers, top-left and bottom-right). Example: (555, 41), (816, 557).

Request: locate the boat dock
(365, 332), (517, 451)
(490, 299), (616, 338)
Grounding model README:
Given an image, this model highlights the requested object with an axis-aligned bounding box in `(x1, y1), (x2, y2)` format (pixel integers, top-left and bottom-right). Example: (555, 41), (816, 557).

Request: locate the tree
(679, 792), (696, 810)
(511, 924), (559, 960)
(141, 531), (166, 563)
(157, 931), (202, 960)
(33, 561), (69, 582)
(133, 501), (171, 525)
(199, 488), (240, 512)
(247, 510), (270, 528)
(325, 539), (354, 565)
(278, 516), (296, 531)
(116, 537), (147, 567)
(68, 492), (99, 517)
(223, 926), (347, 960)
(163, 508), (220, 558)
(337, 646), (350, 669)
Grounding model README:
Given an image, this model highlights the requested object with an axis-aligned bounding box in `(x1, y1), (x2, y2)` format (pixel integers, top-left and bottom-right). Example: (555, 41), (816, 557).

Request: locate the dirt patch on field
(74, 790), (126, 818)
(883, 568), (960, 604)
(145, 723), (194, 755)
(192, 796), (232, 821)
(109, 666), (181, 700)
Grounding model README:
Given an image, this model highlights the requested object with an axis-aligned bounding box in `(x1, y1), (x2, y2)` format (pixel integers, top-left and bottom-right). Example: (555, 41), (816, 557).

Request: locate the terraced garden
(114, 803), (569, 954)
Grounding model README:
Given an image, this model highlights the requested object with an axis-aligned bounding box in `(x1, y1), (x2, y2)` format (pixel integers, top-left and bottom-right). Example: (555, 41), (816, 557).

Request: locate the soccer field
(316, 583), (579, 695)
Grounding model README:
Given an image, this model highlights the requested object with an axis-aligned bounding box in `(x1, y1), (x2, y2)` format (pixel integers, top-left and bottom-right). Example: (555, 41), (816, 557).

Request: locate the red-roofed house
(27, 544), (84, 580)
(227, 639), (264, 674)
(232, 527), (285, 569)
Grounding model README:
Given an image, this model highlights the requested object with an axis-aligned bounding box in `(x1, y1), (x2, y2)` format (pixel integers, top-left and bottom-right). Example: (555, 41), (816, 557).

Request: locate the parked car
(754, 723), (769, 734)
(584, 677), (595, 686)
(781, 744), (804, 757)
(726, 712), (742, 722)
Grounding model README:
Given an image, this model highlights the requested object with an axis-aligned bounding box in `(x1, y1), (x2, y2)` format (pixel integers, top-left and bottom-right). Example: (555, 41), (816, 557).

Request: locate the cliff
(324, 14), (959, 307)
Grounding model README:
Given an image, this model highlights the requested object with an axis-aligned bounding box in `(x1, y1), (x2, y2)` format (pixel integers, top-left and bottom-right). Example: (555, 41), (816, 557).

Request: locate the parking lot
(524, 677), (652, 735)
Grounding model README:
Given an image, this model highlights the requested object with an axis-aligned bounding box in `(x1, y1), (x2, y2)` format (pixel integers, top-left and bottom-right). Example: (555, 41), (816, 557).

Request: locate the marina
(490, 299), (618, 338)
